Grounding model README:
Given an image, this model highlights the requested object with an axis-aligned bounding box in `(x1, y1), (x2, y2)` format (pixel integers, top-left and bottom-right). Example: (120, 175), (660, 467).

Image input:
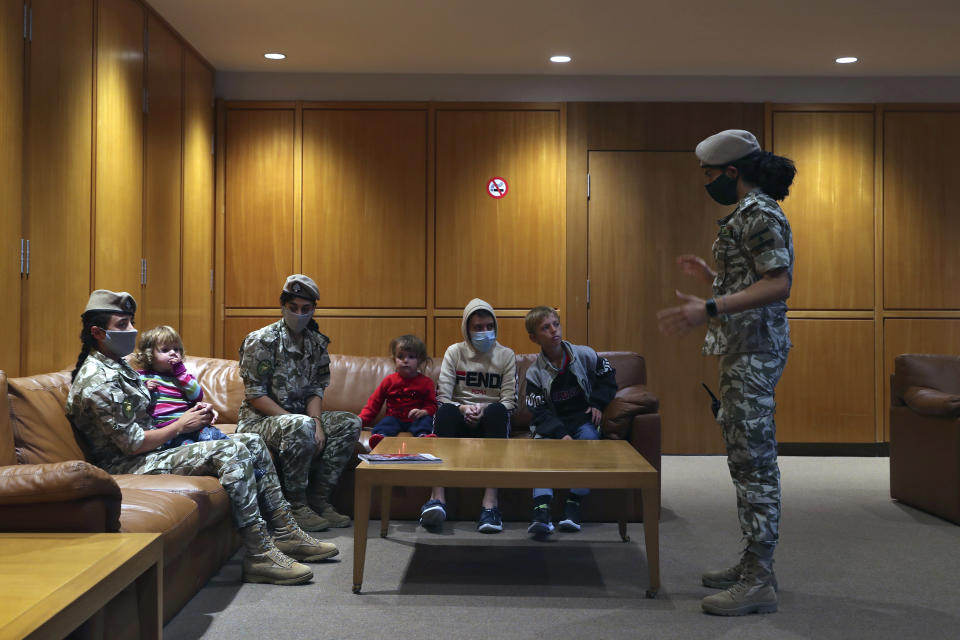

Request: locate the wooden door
(93, 0), (143, 296)
(0, 0), (23, 375)
(141, 15), (181, 333)
(586, 151), (723, 454)
(181, 51), (214, 355)
(24, 0), (95, 374)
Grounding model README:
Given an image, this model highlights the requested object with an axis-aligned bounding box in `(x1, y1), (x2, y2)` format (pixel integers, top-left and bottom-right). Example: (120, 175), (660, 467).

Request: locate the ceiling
(149, 0), (960, 76)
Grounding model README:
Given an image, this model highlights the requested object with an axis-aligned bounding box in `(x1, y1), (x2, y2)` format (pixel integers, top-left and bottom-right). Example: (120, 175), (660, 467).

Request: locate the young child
(133, 325), (226, 449)
(420, 298), (517, 533)
(524, 306), (617, 536)
(360, 334), (438, 451)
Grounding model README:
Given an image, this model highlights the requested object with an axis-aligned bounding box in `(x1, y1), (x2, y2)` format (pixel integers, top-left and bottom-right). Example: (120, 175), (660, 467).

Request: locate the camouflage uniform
(237, 320), (361, 505)
(66, 350), (286, 528)
(704, 189), (793, 556)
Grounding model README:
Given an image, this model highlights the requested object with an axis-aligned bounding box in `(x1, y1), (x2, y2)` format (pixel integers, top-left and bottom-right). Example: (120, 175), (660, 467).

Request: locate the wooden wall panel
(302, 109), (427, 308)
(94, 0), (143, 295)
(776, 319), (875, 442)
(434, 317), (532, 359)
(181, 51), (214, 355)
(141, 15), (181, 332)
(884, 111), (960, 309)
(223, 316), (427, 361)
(883, 318), (960, 440)
(771, 111), (875, 310)
(224, 108), (295, 308)
(435, 109), (564, 310)
(0, 0), (23, 375)
(24, 0), (94, 374)
(587, 151), (726, 454)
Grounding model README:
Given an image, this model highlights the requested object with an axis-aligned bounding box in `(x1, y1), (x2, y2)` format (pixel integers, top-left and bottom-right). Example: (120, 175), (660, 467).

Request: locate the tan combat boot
(701, 553), (777, 616)
(269, 508), (339, 562)
(289, 503), (331, 531)
(702, 554), (778, 591)
(238, 521), (313, 585)
(309, 500), (351, 528)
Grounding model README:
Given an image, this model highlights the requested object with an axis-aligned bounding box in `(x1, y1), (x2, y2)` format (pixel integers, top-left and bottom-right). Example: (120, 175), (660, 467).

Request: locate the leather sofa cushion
(903, 386), (960, 418)
(894, 354), (960, 399)
(603, 385), (661, 440)
(115, 474), (229, 531)
(185, 357), (245, 425)
(0, 372), (15, 466)
(120, 487), (200, 564)
(7, 370), (88, 464)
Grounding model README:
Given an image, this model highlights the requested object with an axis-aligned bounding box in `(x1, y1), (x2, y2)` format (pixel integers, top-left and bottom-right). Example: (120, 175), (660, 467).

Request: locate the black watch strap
(705, 298), (719, 318)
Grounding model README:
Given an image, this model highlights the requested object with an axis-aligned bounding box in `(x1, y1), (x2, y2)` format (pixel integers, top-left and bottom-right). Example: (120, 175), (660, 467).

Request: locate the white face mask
(470, 330), (496, 353)
(103, 329), (138, 358)
(282, 307), (312, 334)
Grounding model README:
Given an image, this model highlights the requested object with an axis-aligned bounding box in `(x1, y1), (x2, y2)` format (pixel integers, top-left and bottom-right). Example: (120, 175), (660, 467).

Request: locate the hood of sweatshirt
(460, 298), (497, 353)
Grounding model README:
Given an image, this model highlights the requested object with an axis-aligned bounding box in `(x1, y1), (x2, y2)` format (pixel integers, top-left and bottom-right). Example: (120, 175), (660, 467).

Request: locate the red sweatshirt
(359, 373), (438, 427)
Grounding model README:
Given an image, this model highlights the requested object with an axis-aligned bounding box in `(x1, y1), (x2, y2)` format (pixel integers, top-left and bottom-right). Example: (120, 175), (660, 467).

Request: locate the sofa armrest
(0, 461), (122, 532)
(602, 384), (660, 440)
(903, 386), (960, 418)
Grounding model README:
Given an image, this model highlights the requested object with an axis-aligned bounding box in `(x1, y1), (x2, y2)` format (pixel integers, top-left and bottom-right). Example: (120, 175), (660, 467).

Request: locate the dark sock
(534, 495), (552, 508)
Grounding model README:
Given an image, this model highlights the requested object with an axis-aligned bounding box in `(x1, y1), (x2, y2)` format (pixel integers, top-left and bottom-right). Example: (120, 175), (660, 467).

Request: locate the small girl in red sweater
(361, 335), (438, 451)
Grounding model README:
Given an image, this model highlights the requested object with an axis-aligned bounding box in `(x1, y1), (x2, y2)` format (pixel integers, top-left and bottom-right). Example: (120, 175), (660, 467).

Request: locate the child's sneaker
(418, 433), (437, 438)
(367, 433), (384, 451)
(527, 502), (554, 536)
(419, 499), (446, 529)
(558, 497), (582, 532)
(477, 506), (503, 533)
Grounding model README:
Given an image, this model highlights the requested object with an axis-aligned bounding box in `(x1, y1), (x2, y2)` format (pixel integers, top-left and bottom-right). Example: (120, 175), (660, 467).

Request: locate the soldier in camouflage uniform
(657, 130), (796, 616)
(67, 290), (339, 586)
(237, 275), (362, 532)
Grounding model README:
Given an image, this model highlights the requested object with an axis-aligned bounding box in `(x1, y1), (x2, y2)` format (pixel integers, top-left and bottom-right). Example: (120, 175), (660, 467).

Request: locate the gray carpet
(164, 456), (960, 639)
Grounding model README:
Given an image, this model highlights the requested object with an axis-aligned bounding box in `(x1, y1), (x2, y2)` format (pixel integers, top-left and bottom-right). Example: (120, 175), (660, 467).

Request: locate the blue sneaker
(477, 507), (503, 533)
(419, 499), (446, 529)
(527, 502), (554, 536)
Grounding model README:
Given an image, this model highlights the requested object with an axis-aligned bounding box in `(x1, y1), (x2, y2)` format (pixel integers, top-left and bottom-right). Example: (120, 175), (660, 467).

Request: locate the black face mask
(705, 173), (739, 206)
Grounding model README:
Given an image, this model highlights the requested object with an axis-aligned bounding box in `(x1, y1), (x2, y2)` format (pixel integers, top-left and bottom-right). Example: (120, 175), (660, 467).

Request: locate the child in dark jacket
(524, 306), (617, 536)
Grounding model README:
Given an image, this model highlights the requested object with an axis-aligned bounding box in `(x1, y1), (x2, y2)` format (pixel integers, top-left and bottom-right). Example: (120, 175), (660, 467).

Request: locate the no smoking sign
(487, 177), (508, 199)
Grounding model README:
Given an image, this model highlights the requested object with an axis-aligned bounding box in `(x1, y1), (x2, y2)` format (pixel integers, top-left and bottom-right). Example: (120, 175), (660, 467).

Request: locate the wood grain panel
(884, 111), (960, 309)
(435, 110), (564, 309)
(224, 109), (295, 307)
(776, 319), (875, 442)
(223, 316), (427, 361)
(141, 15), (181, 333)
(181, 52), (214, 355)
(0, 0), (23, 375)
(587, 151), (724, 454)
(771, 111), (875, 310)
(434, 317), (531, 359)
(94, 0), (143, 295)
(302, 109), (427, 308)
(883, 318), (960, 441)
(24, 0), (94, 374)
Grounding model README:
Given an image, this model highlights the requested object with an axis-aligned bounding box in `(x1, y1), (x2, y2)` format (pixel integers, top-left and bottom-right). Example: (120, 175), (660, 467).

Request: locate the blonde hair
(389, 334), (430, 372)
(132, 325), (184, 369)
(525, 306), (560, 335)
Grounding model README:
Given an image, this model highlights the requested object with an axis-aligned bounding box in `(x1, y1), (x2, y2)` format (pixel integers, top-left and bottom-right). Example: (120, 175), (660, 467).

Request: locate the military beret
(84, 289), (137, 315)
(696, 129), (761, 166)
(282, 274), (319, 301)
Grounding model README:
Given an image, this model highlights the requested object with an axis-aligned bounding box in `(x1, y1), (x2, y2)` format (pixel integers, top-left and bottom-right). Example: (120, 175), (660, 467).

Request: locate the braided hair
(279, 291), (320, 333)
(70, 311), (114, 381)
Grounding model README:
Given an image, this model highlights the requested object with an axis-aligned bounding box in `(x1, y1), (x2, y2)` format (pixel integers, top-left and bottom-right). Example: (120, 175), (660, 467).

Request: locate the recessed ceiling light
(264, 52), (286, 60)
(550, 55), (572, 63)
(835, 56), (858, 64)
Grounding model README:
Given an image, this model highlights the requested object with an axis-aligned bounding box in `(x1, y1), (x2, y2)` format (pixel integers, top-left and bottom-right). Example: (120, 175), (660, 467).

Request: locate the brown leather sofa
(0, 350), (660, 629)
(890, 354), (960, 524)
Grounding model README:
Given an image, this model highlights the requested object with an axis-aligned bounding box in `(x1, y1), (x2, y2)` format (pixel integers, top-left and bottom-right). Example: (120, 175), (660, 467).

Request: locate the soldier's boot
(307, 485), (351, 528)
(268, 508), (339, 562)
(288, 502), (331, 532)
(702, 553), (778, 591)
(238, 521), (313, 585)
(701, 552), (777, 616)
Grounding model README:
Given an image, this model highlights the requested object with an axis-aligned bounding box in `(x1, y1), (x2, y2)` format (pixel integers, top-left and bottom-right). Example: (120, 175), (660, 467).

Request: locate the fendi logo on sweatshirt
(455, 370), (503, 391)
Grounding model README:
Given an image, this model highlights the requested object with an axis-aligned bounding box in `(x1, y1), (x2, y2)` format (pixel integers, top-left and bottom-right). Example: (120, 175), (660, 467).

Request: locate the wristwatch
(705, 298), (719, 318)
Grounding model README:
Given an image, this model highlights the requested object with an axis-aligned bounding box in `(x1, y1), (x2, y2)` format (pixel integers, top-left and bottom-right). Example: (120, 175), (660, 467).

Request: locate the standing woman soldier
(657, 130), (796, 616)
(67, 290), (338, 586)
(237, 275), (362, 531)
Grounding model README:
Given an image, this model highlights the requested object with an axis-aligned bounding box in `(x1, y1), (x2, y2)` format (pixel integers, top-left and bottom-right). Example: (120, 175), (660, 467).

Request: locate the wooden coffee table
(352, 437), (660, 597)
(0, 532), (162, 639)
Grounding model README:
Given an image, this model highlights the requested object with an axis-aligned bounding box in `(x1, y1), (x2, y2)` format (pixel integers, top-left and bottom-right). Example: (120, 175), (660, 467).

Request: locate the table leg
(379, 485), (392, 537)
(353, 474), (372, 594)
(618, 518), (629, 542)
(641, 485), (660, 598)
(135, 556), (162, 640)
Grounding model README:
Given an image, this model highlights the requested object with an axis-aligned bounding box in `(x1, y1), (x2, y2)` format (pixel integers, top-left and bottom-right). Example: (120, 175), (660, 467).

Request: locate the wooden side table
(0, 533), (162, 640)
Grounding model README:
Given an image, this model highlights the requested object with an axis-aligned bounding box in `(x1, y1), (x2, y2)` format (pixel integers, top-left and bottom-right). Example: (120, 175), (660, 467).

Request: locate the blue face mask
(471, 330), (496, 353)
(282, 307), (312, 334)
(103, 329), (138, 358)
